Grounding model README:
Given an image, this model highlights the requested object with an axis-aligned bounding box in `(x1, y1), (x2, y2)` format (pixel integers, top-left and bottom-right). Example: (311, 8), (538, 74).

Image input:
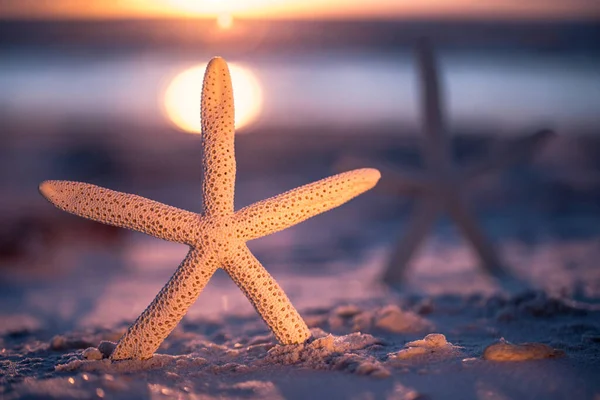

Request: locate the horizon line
(1, 14), (599, 23)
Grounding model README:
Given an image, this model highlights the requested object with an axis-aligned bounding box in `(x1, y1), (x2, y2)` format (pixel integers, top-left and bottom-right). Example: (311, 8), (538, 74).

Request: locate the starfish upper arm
(201, 57), (236, 217)
(417, 38), (444, 142)
(233, 168), (380, 241)
(417, 39), (450, 169)
(39, 180), (199, 245)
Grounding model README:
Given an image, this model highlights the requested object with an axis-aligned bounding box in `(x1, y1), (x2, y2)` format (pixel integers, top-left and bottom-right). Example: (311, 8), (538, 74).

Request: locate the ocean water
(1, 49), (599, 136)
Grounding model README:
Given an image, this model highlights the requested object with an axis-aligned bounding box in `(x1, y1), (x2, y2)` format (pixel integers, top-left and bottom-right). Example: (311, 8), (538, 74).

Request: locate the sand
(2, 130), (600, 399)
(1, 236), (599, 399)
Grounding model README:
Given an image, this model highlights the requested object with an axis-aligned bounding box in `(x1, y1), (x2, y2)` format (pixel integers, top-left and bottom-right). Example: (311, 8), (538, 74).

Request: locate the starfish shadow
(337, 38), (554, 293)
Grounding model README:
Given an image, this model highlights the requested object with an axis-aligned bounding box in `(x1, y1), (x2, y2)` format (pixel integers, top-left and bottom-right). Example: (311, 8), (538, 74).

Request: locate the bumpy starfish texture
(381, 40), (553, 285)
(39, 57), (380, 360)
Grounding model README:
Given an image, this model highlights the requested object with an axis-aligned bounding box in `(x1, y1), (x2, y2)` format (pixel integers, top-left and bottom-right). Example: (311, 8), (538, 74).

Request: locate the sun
(163, 63), (263, 134)
(217, 13), (234, 29)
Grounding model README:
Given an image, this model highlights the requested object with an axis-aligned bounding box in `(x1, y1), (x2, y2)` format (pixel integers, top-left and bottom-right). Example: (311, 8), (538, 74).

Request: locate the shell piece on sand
(483, 339), (565, 361)
(390, 333), (459, 360)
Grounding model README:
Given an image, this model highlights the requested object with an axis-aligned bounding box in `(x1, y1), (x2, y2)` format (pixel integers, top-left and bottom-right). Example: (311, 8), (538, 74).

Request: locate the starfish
(381, 40), (553, 285)
(39, 57), (381, 360)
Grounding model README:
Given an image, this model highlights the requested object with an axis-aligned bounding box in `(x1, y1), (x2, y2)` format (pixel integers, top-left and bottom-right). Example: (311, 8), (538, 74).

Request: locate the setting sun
(217, 13), (234, 29)
(163, 63), (263, 134)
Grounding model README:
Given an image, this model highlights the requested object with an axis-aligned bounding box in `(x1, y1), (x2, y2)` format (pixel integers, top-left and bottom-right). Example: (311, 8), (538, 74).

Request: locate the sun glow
(163, 63), (263, 134)
(165, 0), (262, 16)
(0, 0), (597, 19)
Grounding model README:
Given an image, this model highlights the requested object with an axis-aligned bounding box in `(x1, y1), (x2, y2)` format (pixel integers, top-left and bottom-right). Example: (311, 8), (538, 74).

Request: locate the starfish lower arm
(234, 168), (380, 241)
(111, 248), (219, 360)
(443, 192), (504, 277)
(224, 245), (311, 344)
(382, 199), (438, 283)
(39, 180), (199, 245)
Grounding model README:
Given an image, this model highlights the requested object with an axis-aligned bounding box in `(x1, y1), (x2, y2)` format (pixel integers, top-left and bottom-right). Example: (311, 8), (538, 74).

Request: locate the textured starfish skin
(381, 40), (553, 285)
(39, 57), (380, 360)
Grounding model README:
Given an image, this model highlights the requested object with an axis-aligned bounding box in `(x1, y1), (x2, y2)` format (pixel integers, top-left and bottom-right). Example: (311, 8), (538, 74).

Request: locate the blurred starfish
(40, 57), (380, 360)
(381, 40), (554, 285)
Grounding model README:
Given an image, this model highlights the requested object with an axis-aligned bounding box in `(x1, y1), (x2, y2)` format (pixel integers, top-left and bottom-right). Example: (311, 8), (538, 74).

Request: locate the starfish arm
(111, 248), (219, 360)
(463, 129), (555, 182)
(383, 169), (431, 196)
(233, 168), (381, 241)
(416, 38), (451, 169)
(224, 245), (311, 344)
(335, 155), (430, 196)
(201, 57), (236, 217)
(39, 180), (199, 245)
(444, 192), (506, 278)
(335, 155), (427, 196)
(382, 199), (439, 284)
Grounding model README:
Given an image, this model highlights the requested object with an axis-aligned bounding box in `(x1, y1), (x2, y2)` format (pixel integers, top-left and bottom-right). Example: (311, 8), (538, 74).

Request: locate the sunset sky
(0, 0), (598, 19)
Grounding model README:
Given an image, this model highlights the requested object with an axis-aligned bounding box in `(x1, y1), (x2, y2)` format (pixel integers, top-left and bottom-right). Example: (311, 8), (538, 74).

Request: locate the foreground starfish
(381, 40), (553, 285)
(40, 57), (380, 360)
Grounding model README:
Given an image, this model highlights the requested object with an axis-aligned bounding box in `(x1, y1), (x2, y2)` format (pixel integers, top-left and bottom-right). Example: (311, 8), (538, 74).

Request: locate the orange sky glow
(0, 0), (598, 19)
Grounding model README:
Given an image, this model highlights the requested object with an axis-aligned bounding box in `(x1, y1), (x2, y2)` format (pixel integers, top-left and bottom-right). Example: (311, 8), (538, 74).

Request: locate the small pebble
(334, 305), (362, 318)
(50, 335), (67, 350)
(374, 305), (432, 334)
(83, 347), (103, 361)
(98, 341), (117, 358)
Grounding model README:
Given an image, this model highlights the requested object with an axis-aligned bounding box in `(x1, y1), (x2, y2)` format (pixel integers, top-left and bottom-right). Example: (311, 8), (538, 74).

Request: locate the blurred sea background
(1, 8), (600, 332)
